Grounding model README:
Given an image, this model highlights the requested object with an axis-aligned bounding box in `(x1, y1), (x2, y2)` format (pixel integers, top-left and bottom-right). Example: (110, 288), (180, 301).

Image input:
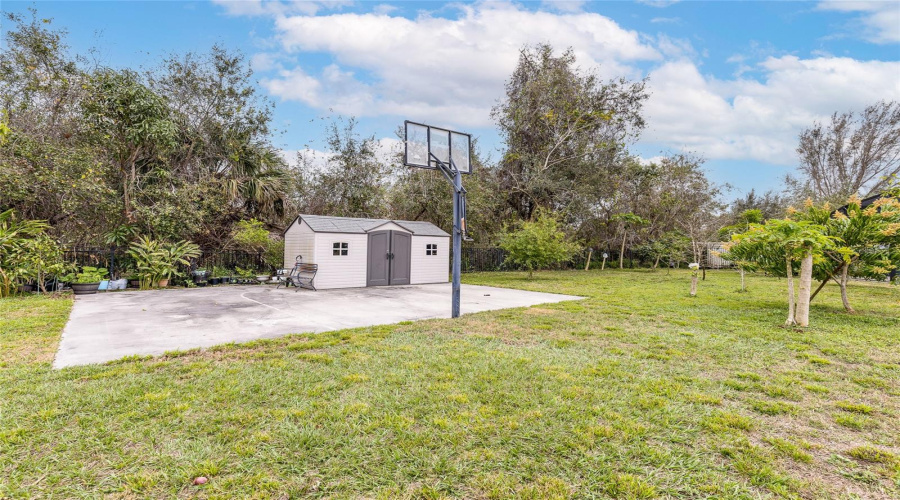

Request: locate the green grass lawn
(1, 270), (898, 498)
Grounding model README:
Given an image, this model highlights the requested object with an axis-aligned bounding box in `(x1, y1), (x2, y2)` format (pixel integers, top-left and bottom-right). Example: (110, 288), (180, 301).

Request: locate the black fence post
(109, 247), (116, 279)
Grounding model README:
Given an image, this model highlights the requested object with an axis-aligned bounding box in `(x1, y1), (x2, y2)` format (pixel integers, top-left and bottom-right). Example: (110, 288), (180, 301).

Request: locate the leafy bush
(127, 236), (201, 288)
(264, 240), (284, 271)
(498, 210), (580, 278)
(233, 218), (283, 271)
(235, 266), (258, 279)
(0, 209), (69, 296)
(232, 219), (270, 251)
(61, 266), (108, 284)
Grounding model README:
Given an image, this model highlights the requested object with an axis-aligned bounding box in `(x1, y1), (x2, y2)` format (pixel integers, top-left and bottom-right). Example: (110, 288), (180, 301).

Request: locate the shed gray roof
(297, 214), (450, 237)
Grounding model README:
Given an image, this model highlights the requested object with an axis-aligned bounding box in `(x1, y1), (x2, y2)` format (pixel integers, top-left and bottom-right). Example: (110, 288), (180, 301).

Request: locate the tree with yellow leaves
(793, 193), (900, 313)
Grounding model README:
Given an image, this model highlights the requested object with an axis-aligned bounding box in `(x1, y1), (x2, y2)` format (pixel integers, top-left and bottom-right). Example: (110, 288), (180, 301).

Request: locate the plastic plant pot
(71, 283), (101, 295)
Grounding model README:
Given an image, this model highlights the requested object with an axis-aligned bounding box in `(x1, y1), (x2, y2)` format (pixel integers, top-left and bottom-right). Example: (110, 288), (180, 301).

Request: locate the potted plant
(235, 266), (258, 284)
(212, 266), (229, 285)
(127, 237), (201, 289)
(192, 268), (210, 286)
(62, 266), (108, 295)
(127, 273), (142, 288)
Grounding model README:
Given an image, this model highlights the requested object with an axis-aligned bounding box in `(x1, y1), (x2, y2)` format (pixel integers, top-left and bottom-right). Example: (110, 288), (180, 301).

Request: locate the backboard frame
(404, 120), (472, 174)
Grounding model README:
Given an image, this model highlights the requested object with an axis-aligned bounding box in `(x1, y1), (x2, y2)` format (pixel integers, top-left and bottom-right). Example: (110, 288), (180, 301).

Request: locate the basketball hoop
(404, 120), (473, 318)
(404, 121), (472, 174)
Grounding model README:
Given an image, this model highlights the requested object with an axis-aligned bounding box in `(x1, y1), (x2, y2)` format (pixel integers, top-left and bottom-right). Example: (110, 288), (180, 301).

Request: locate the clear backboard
(404, 120), (472, 174)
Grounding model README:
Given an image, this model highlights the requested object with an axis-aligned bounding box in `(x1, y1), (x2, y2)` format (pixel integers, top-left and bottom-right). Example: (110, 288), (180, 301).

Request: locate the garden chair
(278, 255), (318, 291)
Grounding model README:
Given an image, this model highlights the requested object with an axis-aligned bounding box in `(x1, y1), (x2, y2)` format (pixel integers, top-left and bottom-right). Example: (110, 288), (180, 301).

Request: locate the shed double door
(366, 230), (411, 286)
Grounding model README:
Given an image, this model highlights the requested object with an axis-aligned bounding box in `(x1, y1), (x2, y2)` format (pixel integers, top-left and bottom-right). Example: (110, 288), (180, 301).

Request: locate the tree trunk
(584, 248), (593, 271)
(785, 257), (796, 326)
(795, 250), (814, 327)
(740, 268), (745, 292)
(810, 262), (843, 303)
(810, 279), (829, 302)
(601, 256), (606, 271)
(653, 254), (660, 269)
(619, 231), (626, 269)
(690, 276), (697, 296)
(839, 262), (855, 314)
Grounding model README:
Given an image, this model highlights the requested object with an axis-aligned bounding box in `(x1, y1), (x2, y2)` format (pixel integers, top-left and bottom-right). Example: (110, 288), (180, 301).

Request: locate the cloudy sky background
(4, 0), (899, 195)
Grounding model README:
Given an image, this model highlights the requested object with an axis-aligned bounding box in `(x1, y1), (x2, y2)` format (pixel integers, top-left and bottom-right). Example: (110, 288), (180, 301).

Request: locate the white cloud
(261, 66), (323, 107)
(637, 155), (666, 166)
(642, 56), (900, 164)
(262, 64), (378, 115)
(219, 1), (899, 170)
(250, 52), (281, 71)
(263, 2), (659, 127)
(655, 34), (697, 59)
(817, 1), (900, 44)
(372, 4), (398, 15)
(650, 16), (680, 23)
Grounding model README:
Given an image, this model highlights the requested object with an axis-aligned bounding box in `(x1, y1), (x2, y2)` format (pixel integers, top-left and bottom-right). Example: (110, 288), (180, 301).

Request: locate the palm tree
(222, 127), (289, 219)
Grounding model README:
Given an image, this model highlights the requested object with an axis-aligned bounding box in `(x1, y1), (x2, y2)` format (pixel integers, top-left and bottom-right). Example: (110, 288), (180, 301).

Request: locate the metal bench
(276, 255), (318, 291)
(286, 263), (318, 291)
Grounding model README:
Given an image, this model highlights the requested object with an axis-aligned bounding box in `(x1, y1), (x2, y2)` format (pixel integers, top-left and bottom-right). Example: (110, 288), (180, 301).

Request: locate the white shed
(283, 214), (451, 290)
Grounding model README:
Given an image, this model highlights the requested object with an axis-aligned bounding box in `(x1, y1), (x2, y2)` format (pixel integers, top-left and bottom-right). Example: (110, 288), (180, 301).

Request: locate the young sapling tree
(499, 210), (581, 279)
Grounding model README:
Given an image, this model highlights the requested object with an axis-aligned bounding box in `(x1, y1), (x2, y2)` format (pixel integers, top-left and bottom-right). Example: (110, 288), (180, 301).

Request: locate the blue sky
(3, 1), (899, 198)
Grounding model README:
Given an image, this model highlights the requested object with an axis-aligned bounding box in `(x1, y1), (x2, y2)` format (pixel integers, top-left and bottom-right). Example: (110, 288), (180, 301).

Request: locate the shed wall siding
(284, 219), (316, 268)
(313, 232), (369, 289)
(411, 236), (450, 284)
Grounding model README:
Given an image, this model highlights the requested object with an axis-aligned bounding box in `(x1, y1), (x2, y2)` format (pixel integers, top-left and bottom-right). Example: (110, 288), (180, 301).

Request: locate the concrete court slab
(53, 283), (582, 368)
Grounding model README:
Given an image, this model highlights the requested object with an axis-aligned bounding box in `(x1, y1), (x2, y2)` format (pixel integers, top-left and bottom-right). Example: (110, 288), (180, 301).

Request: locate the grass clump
(836, 401), (874, 414)
(605, 473), (657, 499)
(686, 392), (722, 405)
(847, 446), (897, 464)
(798, 354), (832, 365)
(835, 414), (877, 431)
(704, 411), (755, 432)
(763, 437), (813, 463)
(750, 399), (798, 416)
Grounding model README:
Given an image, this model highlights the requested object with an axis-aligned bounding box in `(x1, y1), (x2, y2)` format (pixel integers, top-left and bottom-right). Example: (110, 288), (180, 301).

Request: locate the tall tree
(149, 46), (288, 224)
(82, 69), (178, 219)
(725, 189), (788, 222)
(491, 43), (648, 221)
(1, 11), (291, 245)
(789, 101), (900, 204)
(297, 118), (388, 218)
(632, 154), (726, 263)
(0, 9), (84, 139)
